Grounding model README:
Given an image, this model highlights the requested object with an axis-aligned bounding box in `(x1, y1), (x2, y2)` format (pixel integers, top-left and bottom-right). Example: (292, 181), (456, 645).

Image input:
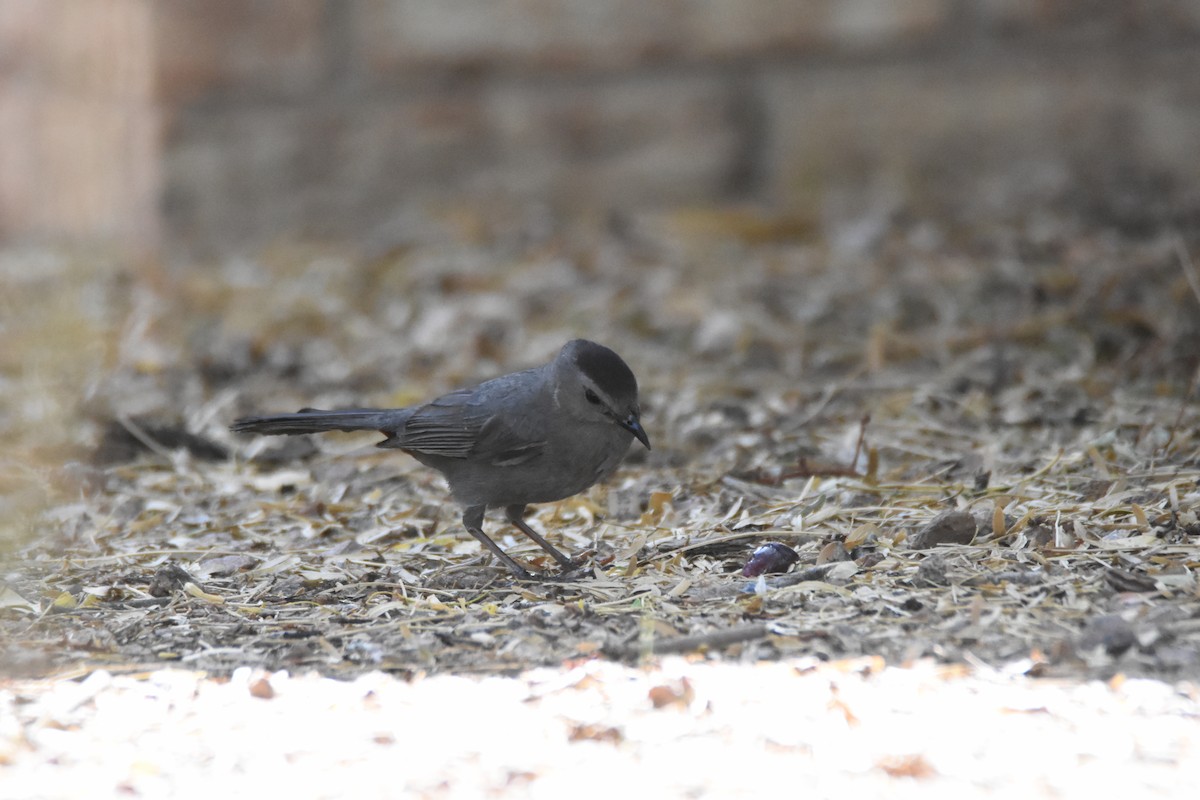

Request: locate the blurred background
(3, 0), (1200, 543)
(5, 0), (1200, 255)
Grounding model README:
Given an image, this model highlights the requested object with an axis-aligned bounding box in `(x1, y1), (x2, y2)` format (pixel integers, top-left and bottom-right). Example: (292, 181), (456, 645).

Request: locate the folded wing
(380, 385), (547, 466)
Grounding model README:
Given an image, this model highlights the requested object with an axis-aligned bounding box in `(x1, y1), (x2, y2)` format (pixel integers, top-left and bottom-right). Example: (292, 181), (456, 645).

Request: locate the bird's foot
(508, 565), (537, 581)
(553, 563), (595, 582)
(505, 561), (593, 583)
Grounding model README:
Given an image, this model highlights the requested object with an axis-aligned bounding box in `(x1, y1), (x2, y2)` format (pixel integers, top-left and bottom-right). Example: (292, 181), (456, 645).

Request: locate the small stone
(148, 563), (194, 597)
(1025, 523), (1053, 549)
(914, 554), (948, 586)
(741, 542), (799, 577)
(909, 510), (977, 550)
(1079, 614), (1136, 656)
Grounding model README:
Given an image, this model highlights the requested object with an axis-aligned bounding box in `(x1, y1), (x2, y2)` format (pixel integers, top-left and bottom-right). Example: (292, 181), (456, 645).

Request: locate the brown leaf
(816, 541), (850, 564)
(877, 754), (937, 779)
(648, 678), (694, 709)
(567, 723), (623, 744)
(248, 673), (276, 699)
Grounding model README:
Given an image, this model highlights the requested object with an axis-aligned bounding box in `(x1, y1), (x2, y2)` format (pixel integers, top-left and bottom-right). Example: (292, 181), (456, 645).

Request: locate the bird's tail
(230, 408), (399, 436)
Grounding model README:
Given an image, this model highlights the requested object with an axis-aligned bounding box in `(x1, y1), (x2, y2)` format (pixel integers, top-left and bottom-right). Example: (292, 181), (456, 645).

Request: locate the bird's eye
(584, 389), (602, 405)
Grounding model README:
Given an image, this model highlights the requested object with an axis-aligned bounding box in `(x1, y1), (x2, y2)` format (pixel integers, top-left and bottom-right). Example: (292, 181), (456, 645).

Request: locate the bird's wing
(388, 389), (482, 457)
(388, 382), (547, 465)
(471, 412), (547, 466)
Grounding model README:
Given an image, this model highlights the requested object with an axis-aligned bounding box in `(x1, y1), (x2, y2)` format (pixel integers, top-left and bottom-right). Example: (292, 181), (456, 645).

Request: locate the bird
(230, 339), (650, 580)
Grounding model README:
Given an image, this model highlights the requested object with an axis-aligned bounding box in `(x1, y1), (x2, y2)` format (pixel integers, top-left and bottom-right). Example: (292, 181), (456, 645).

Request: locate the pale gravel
(2, 658), (1198, 799)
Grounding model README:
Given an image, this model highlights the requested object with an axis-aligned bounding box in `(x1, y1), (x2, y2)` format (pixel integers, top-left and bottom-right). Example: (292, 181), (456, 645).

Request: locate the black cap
(568, 340), (638, 399)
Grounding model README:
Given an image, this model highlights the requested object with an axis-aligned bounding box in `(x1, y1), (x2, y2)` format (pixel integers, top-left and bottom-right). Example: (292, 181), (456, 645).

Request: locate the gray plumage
(231, 339), (650, 579)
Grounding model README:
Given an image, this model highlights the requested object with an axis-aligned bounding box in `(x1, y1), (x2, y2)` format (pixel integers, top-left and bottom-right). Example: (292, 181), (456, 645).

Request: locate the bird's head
(553, 339), (650, 449)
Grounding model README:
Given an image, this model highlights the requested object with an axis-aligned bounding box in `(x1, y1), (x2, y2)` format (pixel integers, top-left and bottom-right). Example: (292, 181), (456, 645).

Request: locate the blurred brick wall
(0, 0), (159, 247)
(3, 0), (1200, 255)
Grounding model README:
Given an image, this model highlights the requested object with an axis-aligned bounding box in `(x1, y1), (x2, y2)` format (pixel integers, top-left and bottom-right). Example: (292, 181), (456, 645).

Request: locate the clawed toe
(548, 563), (594, 582)
(505, 561), (593, 582)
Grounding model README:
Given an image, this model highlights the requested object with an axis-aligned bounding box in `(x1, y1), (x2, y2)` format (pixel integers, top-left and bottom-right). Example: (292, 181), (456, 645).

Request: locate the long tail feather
(230, 408), (397, 436)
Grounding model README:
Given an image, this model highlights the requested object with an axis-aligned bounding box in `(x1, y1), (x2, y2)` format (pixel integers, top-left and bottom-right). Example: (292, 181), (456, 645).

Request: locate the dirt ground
(2, 203), (1200, 794)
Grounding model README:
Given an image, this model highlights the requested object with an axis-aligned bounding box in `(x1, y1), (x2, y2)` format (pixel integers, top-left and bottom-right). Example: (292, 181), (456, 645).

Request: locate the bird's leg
(461, 506), (534, 580)
(505, 504), (577, 569)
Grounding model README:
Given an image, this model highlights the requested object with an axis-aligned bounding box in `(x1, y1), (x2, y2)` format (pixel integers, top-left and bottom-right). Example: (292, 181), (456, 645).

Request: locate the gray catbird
(231, 339), (650, 579)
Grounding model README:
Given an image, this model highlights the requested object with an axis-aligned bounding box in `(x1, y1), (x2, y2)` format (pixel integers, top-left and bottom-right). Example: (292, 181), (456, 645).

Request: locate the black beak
(622, 415), (651, 450)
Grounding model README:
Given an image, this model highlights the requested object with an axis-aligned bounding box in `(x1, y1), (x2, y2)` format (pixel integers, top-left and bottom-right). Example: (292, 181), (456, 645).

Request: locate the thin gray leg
(461, 506), (533, 580)
(505, 504), (576, 568)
